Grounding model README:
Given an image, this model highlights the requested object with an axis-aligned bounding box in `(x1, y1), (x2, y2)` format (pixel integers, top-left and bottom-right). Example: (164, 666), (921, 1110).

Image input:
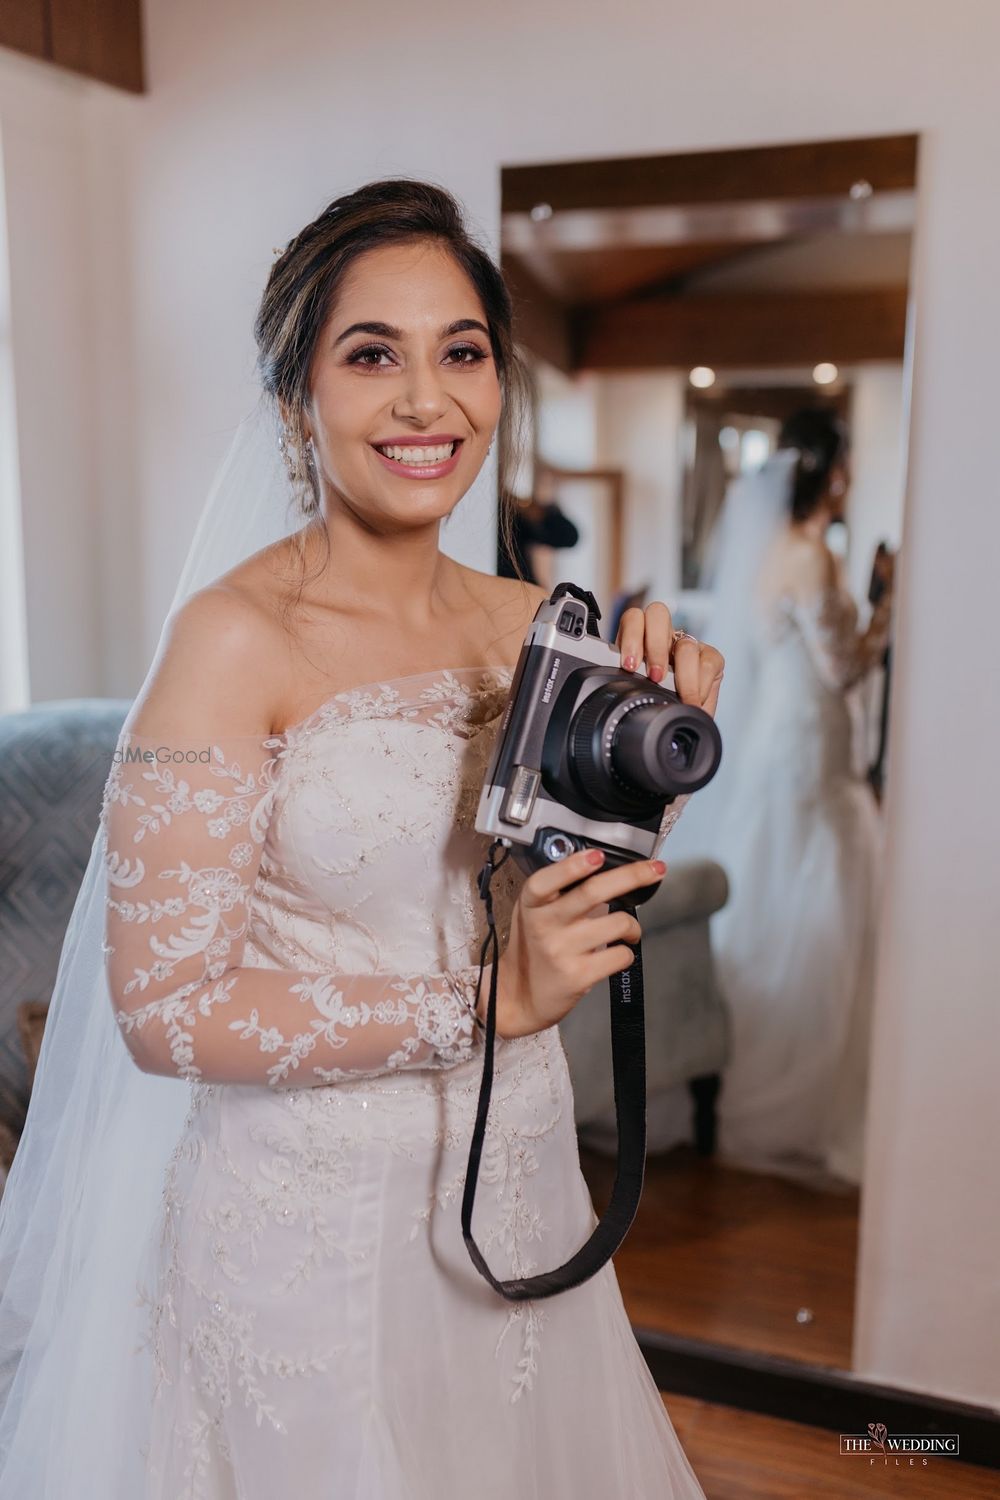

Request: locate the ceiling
(500, 136), (916, 373)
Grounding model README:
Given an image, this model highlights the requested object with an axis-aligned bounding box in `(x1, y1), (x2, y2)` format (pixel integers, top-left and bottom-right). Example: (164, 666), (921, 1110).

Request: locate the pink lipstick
(370, 437), (464, 480)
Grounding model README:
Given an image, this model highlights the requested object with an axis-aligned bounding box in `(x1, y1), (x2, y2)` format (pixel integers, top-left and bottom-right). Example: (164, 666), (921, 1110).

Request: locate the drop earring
(278, 421), (318, 516)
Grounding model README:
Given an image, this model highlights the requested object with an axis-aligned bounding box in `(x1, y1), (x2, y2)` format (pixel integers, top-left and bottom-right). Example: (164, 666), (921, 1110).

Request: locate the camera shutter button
(542, 832), (578, 862)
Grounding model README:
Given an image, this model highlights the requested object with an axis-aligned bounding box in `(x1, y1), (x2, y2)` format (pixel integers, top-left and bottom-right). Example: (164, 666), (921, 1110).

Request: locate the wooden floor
(663, 1394), (996, 1498)
(580, 1142), (859, 1368)
(576, 1145), (997, 1492)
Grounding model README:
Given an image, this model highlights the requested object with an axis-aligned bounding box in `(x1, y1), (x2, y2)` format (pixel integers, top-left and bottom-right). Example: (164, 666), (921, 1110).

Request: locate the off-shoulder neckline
(277, 662), (516, 742)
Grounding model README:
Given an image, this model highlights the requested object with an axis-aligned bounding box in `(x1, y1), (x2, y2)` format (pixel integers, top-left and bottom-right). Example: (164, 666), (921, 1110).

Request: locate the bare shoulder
(126, 568), (291, 740)
(789, 536), (838, 598)
(757, 530), (836, 607)
(454, 565), (548, 657)
(459, 564), (547, 611)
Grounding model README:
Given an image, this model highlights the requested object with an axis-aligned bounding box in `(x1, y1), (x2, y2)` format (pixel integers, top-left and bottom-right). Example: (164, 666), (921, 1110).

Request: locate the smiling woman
(0, 178), (708, 1499)
(318, 267), (493, 495)
(255, 186), (529, 547)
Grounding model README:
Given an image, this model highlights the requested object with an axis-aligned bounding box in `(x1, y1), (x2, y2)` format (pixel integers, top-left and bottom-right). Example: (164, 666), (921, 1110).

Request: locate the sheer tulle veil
(0, 397), (304, 1495)
(664, 448), (796, 862)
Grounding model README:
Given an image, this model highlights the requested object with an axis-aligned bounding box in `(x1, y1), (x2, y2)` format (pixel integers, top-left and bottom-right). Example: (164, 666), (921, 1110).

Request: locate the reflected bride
(708, 410), (894, 1185)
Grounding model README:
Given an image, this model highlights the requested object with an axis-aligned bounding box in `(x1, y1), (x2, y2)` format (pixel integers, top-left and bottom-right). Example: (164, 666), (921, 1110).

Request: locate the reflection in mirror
(500, 136), (915, 1375)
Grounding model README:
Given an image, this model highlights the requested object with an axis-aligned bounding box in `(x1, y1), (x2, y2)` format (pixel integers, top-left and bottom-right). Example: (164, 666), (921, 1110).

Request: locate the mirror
(499, 135), (915, 1377)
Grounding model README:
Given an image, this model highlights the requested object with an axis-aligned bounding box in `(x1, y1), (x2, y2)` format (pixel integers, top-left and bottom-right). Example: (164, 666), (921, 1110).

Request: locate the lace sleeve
(790, 585), (892, 693)
(652, 792), (692, 859)
(100, 730), (488, 1089)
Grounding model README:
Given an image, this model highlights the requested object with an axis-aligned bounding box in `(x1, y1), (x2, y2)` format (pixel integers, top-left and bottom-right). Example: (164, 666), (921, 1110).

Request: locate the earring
(278, 423), (317, 515)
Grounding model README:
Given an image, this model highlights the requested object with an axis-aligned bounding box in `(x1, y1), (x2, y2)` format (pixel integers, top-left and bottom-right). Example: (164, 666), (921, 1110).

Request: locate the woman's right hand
(491, 848), (667, 1039)
(875, 545), (897, 592)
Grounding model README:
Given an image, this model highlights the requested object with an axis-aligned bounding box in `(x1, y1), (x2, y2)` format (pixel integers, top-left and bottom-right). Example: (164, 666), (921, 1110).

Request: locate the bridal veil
(0, 399), (302, 1495)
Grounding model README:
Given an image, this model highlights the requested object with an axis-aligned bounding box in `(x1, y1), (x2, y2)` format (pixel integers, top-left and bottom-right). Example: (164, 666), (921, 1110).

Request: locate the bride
(0, 178), (723, 1496)
(693, 409), (895, 1187)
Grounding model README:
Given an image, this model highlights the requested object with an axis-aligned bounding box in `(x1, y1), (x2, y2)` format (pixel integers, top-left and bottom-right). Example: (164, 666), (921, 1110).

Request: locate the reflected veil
(666, 447), (796, 863)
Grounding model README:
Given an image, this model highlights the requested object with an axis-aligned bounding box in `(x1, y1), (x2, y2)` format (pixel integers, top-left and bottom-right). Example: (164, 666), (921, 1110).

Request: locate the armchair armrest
(639, 857), (729, 929)
(558, 855), (731, 1153)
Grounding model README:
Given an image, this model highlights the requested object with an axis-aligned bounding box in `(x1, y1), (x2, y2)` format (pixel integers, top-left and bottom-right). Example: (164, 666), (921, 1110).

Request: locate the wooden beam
(575, 288), (909, 369)
(49, 0), (144, 93)
(501, 252), (574, 374)
(502, 135), (918, 214)
(689, 387), (851, 423)
(0, 0), (48, 60)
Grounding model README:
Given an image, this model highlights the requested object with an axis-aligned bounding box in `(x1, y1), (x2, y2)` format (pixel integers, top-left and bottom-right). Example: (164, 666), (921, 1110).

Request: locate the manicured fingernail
(623, 655), (636, 671)
(648, 664), (664, 683)
(586, 848), (605, 865)
(651, 859), (666, 874)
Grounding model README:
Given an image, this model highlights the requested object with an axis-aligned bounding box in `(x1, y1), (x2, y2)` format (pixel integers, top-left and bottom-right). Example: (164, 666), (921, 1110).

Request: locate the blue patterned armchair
(0, 699), (133, 1161)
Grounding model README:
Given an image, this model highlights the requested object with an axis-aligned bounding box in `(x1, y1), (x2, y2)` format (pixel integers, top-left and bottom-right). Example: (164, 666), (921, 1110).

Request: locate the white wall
(534, 363), (690, 616)
(0, 125), (29, 712)
(595, 372), (687, 609)
(846, 363), (908, 603)
(2, 0), (999, 1407)
(0, 49), (140, 701)
(0, 55), (101, 703)
(534, 360), (599, 471)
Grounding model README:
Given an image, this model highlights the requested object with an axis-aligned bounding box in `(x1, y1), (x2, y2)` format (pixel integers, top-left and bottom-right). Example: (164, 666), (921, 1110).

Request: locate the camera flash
(501, 766), (541, 825)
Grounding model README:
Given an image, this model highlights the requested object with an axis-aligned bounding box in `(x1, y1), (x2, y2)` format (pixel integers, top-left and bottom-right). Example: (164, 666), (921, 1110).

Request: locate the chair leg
(688, 1073), (721, 1156)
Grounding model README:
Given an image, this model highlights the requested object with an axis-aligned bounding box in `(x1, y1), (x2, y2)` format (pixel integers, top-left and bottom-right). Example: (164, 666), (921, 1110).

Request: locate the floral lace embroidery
(137, 1091), (356, 1500)
(403, 1041), (566, 1403)
(121, 663), (695, 1477)
(138, 1037), (568, 1475)
(782, 585), (892, 693)
(285, 665), (513, 742)
(653, 792), (691, 855)
(101, 727), (487, 1087)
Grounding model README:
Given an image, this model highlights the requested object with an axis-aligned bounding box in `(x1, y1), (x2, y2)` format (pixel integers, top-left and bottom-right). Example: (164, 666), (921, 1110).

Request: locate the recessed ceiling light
(689, 366), (716, 389)
(530, 202), (553, 222)
(812, 362), (839, 385)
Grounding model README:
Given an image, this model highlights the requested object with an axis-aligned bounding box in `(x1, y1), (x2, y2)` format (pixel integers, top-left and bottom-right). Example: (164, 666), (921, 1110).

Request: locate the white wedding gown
(98, 663), (705, 1499)
(712, 584), (890, 1186)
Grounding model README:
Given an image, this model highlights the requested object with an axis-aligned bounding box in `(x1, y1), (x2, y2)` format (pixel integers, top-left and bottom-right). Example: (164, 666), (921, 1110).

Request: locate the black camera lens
(664, 728), (697, 773)
(613, 703), (719, 796)
(563, 672), (723, 818)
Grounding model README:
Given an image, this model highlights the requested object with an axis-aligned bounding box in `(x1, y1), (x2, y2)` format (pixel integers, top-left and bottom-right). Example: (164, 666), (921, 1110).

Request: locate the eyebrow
(333, 318), (491, 347)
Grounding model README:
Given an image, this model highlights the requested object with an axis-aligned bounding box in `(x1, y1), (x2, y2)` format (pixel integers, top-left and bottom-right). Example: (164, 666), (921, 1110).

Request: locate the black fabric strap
(461, 840), (647, 1301)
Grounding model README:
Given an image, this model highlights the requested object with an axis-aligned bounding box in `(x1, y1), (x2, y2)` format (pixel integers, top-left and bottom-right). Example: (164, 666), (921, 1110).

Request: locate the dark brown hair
(778, 407), (849, 523)
(253, 176), (532, 592)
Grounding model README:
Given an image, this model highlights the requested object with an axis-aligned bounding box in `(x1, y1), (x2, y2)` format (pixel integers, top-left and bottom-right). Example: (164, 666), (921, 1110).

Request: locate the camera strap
(461, 838), (646, 1301)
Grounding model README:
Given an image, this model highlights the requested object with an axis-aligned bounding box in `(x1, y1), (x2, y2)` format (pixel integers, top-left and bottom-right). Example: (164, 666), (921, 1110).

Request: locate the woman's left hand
(616, 601), (725, 719)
